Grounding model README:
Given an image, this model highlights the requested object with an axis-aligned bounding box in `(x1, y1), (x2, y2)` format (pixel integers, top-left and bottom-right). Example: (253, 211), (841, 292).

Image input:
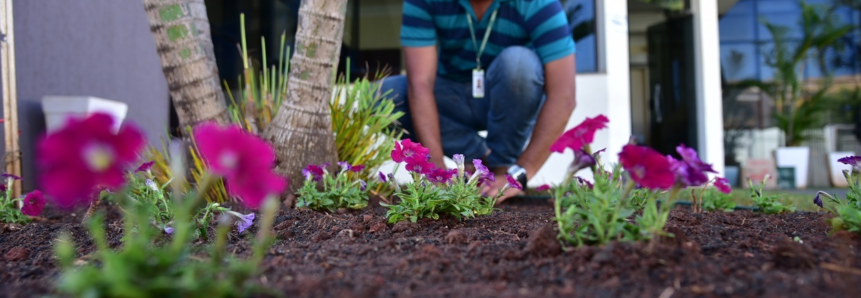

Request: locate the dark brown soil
(2, 197), (861, 298)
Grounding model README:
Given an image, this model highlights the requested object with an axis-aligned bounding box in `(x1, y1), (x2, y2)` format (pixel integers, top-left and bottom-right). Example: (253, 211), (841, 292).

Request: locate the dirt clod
(4, 246), (28, 261)
(391, 221), (411, 233)
(369, 222), (387, 233)
(772, 239), (816, 269)
(524, 224), (562, 257)
(445, 229), (468, 244)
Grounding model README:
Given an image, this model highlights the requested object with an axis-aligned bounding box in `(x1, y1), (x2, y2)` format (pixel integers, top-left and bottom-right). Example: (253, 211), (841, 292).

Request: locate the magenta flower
(427, 168), (456, 184)
(536, 184), (551, 191)
(392, 139), (429, 163)
(714, 177), (731, 194)
(669, 144), (716, 187)
(378, 171), (388, 183)
(303, 164), (325, 182)
(505, 174), (522, 190)
(21, 190), (45, 216)
(550, 115), (609, 153)
(471, 159), (495, 184)
(194, 123), (287, 209)
(135, 161), (154, 173)
(37, 113), (146, 208)
(618, 145), (675, 190)
(351, 165), (366, 173)
(838, 156), (861, 168)
(406, 159), (435, 175)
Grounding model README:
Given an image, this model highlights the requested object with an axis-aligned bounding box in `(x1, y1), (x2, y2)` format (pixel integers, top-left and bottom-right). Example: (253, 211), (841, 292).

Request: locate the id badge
(472, 68), (485, 98)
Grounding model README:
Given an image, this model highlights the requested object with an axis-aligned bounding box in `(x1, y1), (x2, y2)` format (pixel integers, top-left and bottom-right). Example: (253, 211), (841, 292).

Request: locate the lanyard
(465, 7), (498, 69)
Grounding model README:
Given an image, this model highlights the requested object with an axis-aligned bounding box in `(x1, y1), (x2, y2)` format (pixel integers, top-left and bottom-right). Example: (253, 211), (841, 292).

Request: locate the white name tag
(472, 69), (485, 98)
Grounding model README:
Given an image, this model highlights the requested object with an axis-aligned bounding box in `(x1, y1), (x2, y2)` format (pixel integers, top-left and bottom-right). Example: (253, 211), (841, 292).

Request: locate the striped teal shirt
(401, 0), (576, 83)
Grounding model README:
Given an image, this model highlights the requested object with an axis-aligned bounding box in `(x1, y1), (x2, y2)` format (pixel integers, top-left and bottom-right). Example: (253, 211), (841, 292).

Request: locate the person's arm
(404, 46), (446, 168)
(516, 54), (577, 179)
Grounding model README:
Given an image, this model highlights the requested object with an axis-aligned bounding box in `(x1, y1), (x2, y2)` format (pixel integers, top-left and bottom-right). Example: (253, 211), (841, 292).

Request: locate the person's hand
(480, 173), (523, 204)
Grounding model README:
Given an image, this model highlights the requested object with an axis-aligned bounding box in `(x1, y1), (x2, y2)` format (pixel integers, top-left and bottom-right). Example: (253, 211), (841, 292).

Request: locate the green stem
(621, 179), (636, 199)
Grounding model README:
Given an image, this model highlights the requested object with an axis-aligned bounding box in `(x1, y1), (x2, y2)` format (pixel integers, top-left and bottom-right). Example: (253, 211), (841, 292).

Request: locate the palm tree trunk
(263, 0), (347, 194)
(143, 0), (229, 132)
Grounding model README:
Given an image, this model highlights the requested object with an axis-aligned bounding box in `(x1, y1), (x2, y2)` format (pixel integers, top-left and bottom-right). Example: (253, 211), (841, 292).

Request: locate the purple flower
(669, 144), (716, 187)
(406, 159), (435, 175)
(164, 227), (174, 234)
(337, 161), (352, 172)
(303, 164), (325, 182)
(2, 173), (21, 180)
(21, 190), (45, 216)
(378, 171), (388, 183)
(813, 193), (823, 208)
(453, 154), (464, 166)
(359, 180), (367, 191)
(227, 211), (255, 233)
(838, 156), (861, 169)
(714, 177), (731, 194)
(569, 149), (596, 173)
(505, 174), (522, 190)
(427, 168), (456, 184)
(351, 165), (365, 173)
(536, 184), (551, 192)
(471, 159), (495, 184)
(135, 161), (154, 173)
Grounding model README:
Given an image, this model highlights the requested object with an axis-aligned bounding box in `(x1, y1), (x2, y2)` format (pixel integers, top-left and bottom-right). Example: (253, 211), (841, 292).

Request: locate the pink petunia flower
(392, 139), (430, 163)
(351, 165), (366, 173)
(618, 145), (675, 190)
(303, 164), (325, 181)
(536, 184), (551, 192)
(714, 177), (731, 194)
(569, 149), (596, 174)
(427, 168), (457, 184)
(21, 190), (45, 216)
(406, 159), (435, 175)
(37, 113), (146, 208)
(549, 115), (609, 153)
(193, 123), (287, 209)
(505, 174), (523, 190)
(576, 177), (594, 189)
(135, 161), (155, 173)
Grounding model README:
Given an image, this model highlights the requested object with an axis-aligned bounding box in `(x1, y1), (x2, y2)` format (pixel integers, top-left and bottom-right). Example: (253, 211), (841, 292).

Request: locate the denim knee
(489, 46), (545, 104)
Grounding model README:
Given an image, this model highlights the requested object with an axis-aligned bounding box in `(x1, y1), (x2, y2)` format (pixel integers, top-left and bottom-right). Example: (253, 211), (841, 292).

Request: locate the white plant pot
(774, 146), (810, 189)
(828, 151), (855, 187)
(42, 96), (128, 133)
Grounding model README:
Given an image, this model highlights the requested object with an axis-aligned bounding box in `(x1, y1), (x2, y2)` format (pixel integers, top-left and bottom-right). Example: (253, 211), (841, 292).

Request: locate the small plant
(692, 177), (735, 213)
(48, 117), (287, 297)
(379, 140), (509, 223)
(748, 175), (796, 214)
(814, 156), (861, 234)
(296, 162), (370, 211)
(0, 174), (44, 224)
(549, 115), (730, 247)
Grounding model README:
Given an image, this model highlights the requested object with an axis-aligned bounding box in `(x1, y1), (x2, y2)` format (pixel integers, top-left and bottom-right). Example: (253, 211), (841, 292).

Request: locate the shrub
(379, 141), (506, 223)
(0, 174), (43, 224)
(815, 156), (861, 234)
(296, 162), (370, 212)
(549, 115), (733, 247)
(748, 175), (795, 214)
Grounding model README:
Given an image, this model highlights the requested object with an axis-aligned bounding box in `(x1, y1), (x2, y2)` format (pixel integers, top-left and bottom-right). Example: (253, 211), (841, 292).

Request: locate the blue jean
(379, 46), (546, 168)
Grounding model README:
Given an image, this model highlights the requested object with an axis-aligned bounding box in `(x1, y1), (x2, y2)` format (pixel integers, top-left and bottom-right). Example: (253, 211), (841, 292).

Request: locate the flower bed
(2, 197), (861, 297)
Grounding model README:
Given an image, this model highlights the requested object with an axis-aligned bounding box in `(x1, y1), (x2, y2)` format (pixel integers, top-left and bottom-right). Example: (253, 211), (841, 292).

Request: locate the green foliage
(553, 165), (673, 247)
(382, 171), (498, 224)
(54, 177), (280, 298)
(633, 0), (684, 10)
(700, 188), (737, 212)
(818, 169), (861, 234)
(748, 176), (796, 214)
(330, 69), (405, 185)
(0, 178), (30, 224)
(296, 166), (369, 212)
(731, 1), (853, 146)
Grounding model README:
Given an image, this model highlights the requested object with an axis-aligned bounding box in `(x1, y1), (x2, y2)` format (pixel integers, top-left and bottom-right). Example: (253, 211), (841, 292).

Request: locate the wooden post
(0, 0), (21, 198)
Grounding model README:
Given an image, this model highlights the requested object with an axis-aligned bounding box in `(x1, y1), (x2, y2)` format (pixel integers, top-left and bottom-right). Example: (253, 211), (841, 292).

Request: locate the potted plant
(733, 1), (851, 189)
